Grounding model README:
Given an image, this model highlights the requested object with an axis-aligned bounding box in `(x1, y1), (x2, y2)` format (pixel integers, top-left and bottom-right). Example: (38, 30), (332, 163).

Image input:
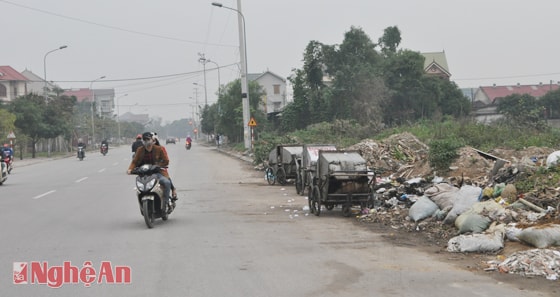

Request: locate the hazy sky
(2, 0), (559, 123)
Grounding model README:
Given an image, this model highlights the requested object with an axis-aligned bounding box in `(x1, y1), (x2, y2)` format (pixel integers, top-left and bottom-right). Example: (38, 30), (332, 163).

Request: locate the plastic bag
(517, 224), (560, 248)
(408, 196), (439, 222)
(425, 183), (459, 211)
(447, 223), (505, 253)
(443, 185), (482, 225)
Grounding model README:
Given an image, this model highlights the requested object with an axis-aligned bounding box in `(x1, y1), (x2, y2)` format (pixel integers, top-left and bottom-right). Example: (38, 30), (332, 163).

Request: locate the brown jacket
(128, 145), (170, 178)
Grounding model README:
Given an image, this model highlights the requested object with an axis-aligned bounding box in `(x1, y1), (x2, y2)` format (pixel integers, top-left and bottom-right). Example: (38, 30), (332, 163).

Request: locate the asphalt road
(0, 143), (554, 296)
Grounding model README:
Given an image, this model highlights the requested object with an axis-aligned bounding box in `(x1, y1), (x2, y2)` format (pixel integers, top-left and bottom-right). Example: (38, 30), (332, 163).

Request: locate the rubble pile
(347, 133), (560, 280)
(487, 249), (560, 280)
(347, 132), (431, 179)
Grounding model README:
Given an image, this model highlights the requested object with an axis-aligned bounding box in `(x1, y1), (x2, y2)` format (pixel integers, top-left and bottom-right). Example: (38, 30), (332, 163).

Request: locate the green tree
(10, 93), (76, 157)
(378, 26), (401, 55)
(539, 88), (560, 119)
(382, 49), (426, 124)
(0, 109), (16, 138)
(280, 69), (311, 132)
(212, 79), (265, 144)
(496, 93), (546, 131)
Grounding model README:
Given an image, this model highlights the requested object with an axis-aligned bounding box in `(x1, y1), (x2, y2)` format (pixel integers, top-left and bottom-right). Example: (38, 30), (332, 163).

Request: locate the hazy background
(2, 0), (559, 123)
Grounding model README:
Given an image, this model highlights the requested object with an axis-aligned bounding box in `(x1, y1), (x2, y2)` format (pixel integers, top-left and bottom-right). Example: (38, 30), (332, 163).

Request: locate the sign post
(248, 117), (257, 151)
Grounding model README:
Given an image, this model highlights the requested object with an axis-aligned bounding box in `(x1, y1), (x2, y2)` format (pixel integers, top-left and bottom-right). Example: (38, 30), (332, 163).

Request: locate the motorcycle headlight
(137, 178), (156, 192)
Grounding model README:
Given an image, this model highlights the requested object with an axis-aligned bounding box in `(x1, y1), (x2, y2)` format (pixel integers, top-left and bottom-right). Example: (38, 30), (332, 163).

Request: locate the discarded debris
(488, 249), (560, 280)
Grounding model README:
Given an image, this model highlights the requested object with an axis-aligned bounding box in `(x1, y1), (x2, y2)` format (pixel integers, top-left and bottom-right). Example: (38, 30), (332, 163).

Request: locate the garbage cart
(309, 150), (374, 217)
(265, 144), (303, 185)
(296, 144), (337, 196)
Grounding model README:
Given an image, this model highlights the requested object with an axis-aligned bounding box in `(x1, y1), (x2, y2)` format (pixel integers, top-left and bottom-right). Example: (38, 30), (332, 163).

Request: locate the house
(119, 112), (150, 125)
(21, 69), (52, 95)
(63, 88), (115, 118)
(0, 66), (28, 102)
(472, 83), (560, 123)
(421, 51), (451, 80)
(248, 70), (287, 114)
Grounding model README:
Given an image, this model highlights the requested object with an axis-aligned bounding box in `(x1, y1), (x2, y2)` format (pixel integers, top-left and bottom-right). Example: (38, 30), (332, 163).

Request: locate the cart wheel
(312, 186), (321, 216)
(366, 193), (375, 209)
(342, 204), (352, 217)
(265, 167), (275, 185)
(307, 193), (314, 214)
(295, 172), (303, 195)
(326, 204), (335, 211)
(276, 167), (287, 185)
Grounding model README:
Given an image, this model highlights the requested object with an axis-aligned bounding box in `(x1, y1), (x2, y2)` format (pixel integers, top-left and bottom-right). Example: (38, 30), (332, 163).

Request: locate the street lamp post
(207, 59), (221, 98)
(198, 53), (208, 107)
(90, 76), (106, 146)
(43, 45), (68, 157)
(43, 45), (68, 101)
(206, 59), (221, 139)
(116, 93), (128, 145)
(212, 1), (251, 151)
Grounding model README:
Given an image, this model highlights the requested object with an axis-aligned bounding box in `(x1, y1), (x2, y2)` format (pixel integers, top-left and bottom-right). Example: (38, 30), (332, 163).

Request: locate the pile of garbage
(348, 133), (560, 280)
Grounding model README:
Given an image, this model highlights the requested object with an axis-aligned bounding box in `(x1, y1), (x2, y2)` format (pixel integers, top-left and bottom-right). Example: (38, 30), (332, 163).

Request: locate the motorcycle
(77, 145), (85, 161)
(0, 158), (8, 185)
(2, 155), (13, 174)
(185, 140), (192, 150)
(100, 144), (108, 156)
(131, 164), (175, 228)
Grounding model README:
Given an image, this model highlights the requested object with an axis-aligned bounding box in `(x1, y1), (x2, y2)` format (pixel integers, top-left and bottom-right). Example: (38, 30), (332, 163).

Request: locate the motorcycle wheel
(161, 200), (168, 221)
(142, 200), (154, 228)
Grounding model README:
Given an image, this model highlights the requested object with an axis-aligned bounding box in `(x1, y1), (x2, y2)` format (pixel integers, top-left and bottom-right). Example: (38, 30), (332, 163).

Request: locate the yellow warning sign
(248, 117), (257, 127)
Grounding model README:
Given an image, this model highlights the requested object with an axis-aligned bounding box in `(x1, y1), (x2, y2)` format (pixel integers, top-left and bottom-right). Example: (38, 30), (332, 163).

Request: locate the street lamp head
(59, 45), (68, 50)
(100, 76), (106, 80)
(211, 2), (223, 7)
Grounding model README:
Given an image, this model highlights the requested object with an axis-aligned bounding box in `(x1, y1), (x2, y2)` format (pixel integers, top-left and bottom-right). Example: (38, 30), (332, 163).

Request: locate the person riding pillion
(127, 132), (172, 202)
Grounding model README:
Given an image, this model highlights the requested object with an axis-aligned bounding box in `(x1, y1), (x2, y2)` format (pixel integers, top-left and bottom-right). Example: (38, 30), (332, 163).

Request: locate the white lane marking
(76, 177), (88, 183)
(33, 190), (56, 199)
(113, 162), (119, 166)
(98, 168), (106, 173)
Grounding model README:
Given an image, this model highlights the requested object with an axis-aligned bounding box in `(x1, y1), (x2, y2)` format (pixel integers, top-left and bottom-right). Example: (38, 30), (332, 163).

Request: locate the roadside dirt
(355, 219), (559, 295)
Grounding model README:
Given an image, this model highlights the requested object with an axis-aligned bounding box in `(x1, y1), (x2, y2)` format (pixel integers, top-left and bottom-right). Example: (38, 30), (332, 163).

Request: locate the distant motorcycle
(2, 155), (13, 174)
(0, 158), (8, 185)
(100, 144), (108, 156)
(130, 164), (175, 228)
(185, 140), (192, 150)
(77, 145), (85, 161)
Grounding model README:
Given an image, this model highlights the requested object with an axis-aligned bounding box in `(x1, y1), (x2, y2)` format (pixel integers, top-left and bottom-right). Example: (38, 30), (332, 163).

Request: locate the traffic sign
(248, 117), (257, 127)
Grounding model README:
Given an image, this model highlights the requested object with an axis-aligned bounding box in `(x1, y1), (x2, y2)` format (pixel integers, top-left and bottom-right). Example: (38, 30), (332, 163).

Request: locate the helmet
(142, 132), (153, 140)
(136, 134), (142, 139)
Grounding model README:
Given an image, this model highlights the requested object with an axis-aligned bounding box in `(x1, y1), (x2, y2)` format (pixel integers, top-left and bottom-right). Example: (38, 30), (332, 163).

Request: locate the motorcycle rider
(100, 139), (109, 152)
(186, 135), (192, 148)
(1, 144), (13, 173)
(131, 134), (143, 157)
(127, 132), (172, 203)
(2, 144), (14, 163)
(77, 138), (86, 158)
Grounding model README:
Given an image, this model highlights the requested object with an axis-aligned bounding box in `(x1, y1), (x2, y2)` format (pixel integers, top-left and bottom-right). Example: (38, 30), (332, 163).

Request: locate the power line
(0, 0), (236, 48)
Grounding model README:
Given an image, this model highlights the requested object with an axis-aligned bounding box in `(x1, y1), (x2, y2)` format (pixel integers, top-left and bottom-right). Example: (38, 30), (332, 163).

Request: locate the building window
(0, 84), (6, 97)
(273, 84), (280, 95)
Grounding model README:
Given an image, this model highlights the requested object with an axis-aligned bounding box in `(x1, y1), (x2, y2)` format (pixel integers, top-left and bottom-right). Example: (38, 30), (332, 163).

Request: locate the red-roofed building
(0, 65), (28, 102)
(473, 83), (560, 123)
(63, 88), (93, 103)
(63, 88), (115, 118)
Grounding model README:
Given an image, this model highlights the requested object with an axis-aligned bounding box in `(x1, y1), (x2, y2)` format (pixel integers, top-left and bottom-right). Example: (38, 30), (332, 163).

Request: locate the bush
(428, 138), (465, 173)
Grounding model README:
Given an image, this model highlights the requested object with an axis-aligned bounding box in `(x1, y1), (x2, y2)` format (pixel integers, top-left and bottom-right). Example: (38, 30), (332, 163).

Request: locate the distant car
(166, 138), (176, 144)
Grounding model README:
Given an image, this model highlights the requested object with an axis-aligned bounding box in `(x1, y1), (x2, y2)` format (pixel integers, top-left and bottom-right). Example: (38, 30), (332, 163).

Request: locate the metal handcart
(309, 150), (374, 217)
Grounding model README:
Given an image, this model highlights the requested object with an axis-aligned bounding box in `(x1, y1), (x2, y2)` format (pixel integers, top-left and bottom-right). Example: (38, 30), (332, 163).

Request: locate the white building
(248, 71), (287, 114)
